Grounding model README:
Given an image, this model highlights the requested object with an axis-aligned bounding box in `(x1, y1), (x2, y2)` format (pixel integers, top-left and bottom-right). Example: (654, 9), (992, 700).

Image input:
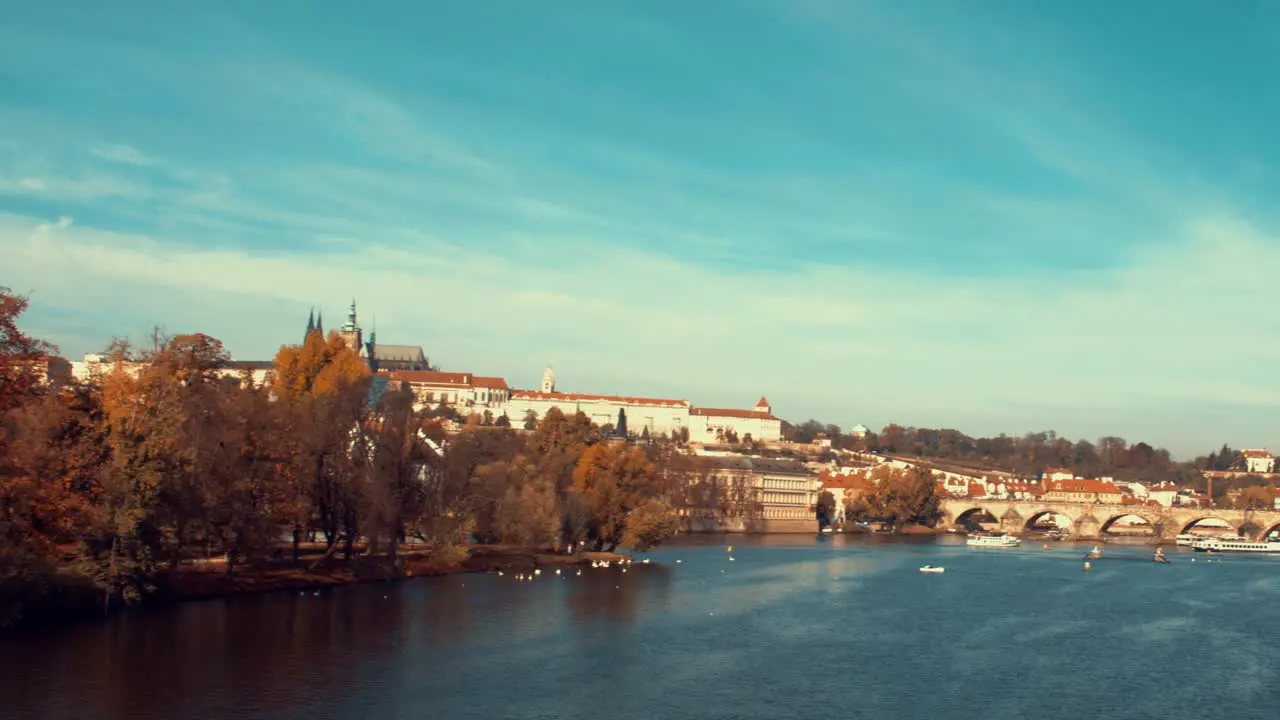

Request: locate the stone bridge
(939, 498), (1280, 542)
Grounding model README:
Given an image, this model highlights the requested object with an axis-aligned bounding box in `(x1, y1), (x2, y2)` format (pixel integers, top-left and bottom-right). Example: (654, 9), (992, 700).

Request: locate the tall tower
(336, 299), (363, 356)
(304, 308), (316, 343)
(541, 366), (556, 394)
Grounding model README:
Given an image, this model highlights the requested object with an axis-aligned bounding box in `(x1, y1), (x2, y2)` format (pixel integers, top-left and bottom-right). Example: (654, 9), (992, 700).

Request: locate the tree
(494, 413), (511, 428)
(815, 490), (837, 529)
(616, 408), (628, 438)
(571, 442), (663, 551)
(621, 499), (680, 552)
(522, 409), (538, 431)
(846, 465), (940, 529)
(1236, 485), (1275, 511)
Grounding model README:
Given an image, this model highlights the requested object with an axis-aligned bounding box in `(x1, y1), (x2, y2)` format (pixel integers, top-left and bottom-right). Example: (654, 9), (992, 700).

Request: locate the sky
(4, 1), (1280, 458)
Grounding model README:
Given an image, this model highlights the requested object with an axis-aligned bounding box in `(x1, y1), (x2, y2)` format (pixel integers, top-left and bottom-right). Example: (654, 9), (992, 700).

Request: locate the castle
(306, 300), (430, 373)
(385, 364), (783, 442)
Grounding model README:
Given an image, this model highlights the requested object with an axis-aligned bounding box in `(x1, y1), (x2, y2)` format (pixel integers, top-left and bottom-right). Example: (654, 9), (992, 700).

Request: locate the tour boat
(966, 532), (1021, 548)
(1175, 534), (1200, 547)
(1191, 536), (1280, 553)
(919, 565), (945, 573)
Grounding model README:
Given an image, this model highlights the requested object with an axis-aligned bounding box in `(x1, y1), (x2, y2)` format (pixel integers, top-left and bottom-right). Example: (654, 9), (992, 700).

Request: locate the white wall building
(498, 367), (783, 441)
(687, 397), (782, 443)
(1242, 449), (1275, 474)
(385, 370), (511, 413)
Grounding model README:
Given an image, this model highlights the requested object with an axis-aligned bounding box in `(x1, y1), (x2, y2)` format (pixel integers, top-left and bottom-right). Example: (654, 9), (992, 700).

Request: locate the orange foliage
(272, 331), (370, 399)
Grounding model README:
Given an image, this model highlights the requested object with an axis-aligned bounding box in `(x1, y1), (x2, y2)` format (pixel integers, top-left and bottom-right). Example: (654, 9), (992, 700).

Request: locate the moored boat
(966, 532), (1021, 548)
(919, 565), (945, 573)
(1192, 537), (1280, 553)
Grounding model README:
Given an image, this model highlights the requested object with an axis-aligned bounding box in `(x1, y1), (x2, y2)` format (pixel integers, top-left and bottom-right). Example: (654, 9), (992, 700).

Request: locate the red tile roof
(472, 376), (509, 390)
(1048, 479), (1123, 495)
(510, 391), (689, 408)
(389, 370), (473, 386)
(690, 407), (780, 420)
(1242, 449), (1274, 459)
(756, 396), (770, 407)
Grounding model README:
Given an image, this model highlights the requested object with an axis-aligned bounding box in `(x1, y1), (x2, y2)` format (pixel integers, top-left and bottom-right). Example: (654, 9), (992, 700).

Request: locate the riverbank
(1, 546), (629, 634)
(159, 546), (630, 602)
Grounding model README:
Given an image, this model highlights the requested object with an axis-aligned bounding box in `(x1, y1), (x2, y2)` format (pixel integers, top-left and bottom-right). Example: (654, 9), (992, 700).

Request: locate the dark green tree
(616, 408), (628, 438)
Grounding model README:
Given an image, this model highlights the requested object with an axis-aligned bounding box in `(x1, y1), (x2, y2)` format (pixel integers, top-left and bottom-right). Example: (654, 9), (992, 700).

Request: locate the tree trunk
(291, 524), (302, 564)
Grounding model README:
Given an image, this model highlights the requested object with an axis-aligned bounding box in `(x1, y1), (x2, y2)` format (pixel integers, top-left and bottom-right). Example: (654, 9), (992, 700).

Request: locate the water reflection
(8, 539), (1280, 720)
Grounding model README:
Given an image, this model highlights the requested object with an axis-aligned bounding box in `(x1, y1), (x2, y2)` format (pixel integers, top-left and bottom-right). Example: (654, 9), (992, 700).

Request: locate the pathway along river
(3, 535), (1278, 720)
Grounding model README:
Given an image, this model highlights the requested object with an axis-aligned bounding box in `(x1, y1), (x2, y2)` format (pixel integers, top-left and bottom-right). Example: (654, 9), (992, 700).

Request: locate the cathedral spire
(316, 310), (324, 335)
(305, 308), (315, 343)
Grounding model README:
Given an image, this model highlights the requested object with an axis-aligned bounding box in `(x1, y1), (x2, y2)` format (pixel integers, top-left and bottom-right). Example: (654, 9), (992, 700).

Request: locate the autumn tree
(846, 465), (941, 530)
(272, 330), (371, 564)
(571, 442), (669, 551)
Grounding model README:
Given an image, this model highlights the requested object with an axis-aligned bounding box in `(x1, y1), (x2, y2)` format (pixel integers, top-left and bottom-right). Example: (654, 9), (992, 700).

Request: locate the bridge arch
(1098, 512), (1159, 536)
(952, 506), (1000, 529)
(1255, 521), (1280, 541)
(1023, 509), (1076, 533)
(1178, 516), (1239, 537)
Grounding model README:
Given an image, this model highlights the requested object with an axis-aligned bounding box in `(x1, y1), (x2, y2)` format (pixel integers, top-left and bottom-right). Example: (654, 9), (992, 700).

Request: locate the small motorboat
(1152, 548), (1169, 564)
(1084, 545), (1103, 560)
(919, 565), (945, 574)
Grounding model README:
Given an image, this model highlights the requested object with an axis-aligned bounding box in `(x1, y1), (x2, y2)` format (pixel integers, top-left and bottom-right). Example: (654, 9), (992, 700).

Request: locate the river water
(3, 535), (1277, 720)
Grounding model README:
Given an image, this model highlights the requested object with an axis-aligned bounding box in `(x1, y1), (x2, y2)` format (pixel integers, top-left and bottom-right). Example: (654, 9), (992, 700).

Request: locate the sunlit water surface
(4, 535), (1277, 720)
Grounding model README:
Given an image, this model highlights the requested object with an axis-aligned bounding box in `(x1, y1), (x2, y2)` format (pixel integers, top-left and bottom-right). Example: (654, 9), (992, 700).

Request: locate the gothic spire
(305, 308), (315, 343)
(316, 310), (324, 335)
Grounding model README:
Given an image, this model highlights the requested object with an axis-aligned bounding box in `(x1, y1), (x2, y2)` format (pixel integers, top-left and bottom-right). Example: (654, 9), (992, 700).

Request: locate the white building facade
(499, 368), (783, 441)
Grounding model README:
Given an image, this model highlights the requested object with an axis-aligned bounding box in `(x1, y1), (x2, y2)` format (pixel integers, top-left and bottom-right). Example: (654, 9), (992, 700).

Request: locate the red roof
(510, 390), (689, 408)
(389, 370), (473, 386)
(690, 407), (779, 421)
(1242, 449), (1274, 459)
(756, 396), (770, 407)
(472, 376), (509, 390)
(1049, 479), (1123, 495)
(967, 482), (986, 498)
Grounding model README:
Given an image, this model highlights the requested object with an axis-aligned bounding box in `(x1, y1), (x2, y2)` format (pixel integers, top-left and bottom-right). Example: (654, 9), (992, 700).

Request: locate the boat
(1152, 548), (1169, 564)
(1175, 533), (1203, 547)
(1191, 536), (1280, 553)
(820, 527), (834, 534)
(966, 532), (1021, 548)
(1085, 545), (1103, 559)
(919, 565), (945, 573)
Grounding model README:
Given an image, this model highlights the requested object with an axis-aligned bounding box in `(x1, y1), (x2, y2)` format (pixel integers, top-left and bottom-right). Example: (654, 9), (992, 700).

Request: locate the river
(3, 535), (1277, 720)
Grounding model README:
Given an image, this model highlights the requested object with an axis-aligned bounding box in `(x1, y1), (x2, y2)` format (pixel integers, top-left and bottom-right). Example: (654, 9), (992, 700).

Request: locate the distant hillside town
(32, 298), (1280, 519)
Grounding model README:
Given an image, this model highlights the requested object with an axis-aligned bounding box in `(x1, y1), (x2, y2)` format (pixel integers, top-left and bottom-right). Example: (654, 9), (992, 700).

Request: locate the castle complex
(385, 364), (783, 442)
(62, 298), (781, 442)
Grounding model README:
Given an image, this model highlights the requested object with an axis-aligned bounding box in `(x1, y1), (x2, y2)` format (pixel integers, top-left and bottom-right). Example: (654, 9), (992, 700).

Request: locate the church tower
(304, 308), (316, 343)
(541, 366), (556, 394)
(336, 299), (363, 357)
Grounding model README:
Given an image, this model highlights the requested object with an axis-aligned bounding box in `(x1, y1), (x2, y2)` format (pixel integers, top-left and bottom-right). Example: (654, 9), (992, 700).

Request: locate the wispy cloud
(89, 143), (154, 166)
(4, 0), (1280, 456)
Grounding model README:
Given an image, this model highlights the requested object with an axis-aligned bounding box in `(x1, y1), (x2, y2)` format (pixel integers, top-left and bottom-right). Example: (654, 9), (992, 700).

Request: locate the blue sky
(4, 1), (1280, 457)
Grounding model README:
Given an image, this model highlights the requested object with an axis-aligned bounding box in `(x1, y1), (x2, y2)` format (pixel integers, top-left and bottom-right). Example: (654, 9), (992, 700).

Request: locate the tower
(541, 366), (556, 394)
(755, 396), (771, 414)
(364, 313), (378, 372)
(336, 298), (363, 356)
(304, 308), (316, 343)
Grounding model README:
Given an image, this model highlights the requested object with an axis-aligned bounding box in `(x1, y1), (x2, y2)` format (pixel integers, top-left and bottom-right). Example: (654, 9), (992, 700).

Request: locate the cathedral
(304, 300), (431, 372)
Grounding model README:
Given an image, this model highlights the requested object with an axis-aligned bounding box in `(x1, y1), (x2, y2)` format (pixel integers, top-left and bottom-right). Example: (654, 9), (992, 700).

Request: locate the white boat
(966, 532), (1021, 548)
(1192, 537), (1280, 553)
(1175, 534), (1200, 546)
(919, 565), (945, 573)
